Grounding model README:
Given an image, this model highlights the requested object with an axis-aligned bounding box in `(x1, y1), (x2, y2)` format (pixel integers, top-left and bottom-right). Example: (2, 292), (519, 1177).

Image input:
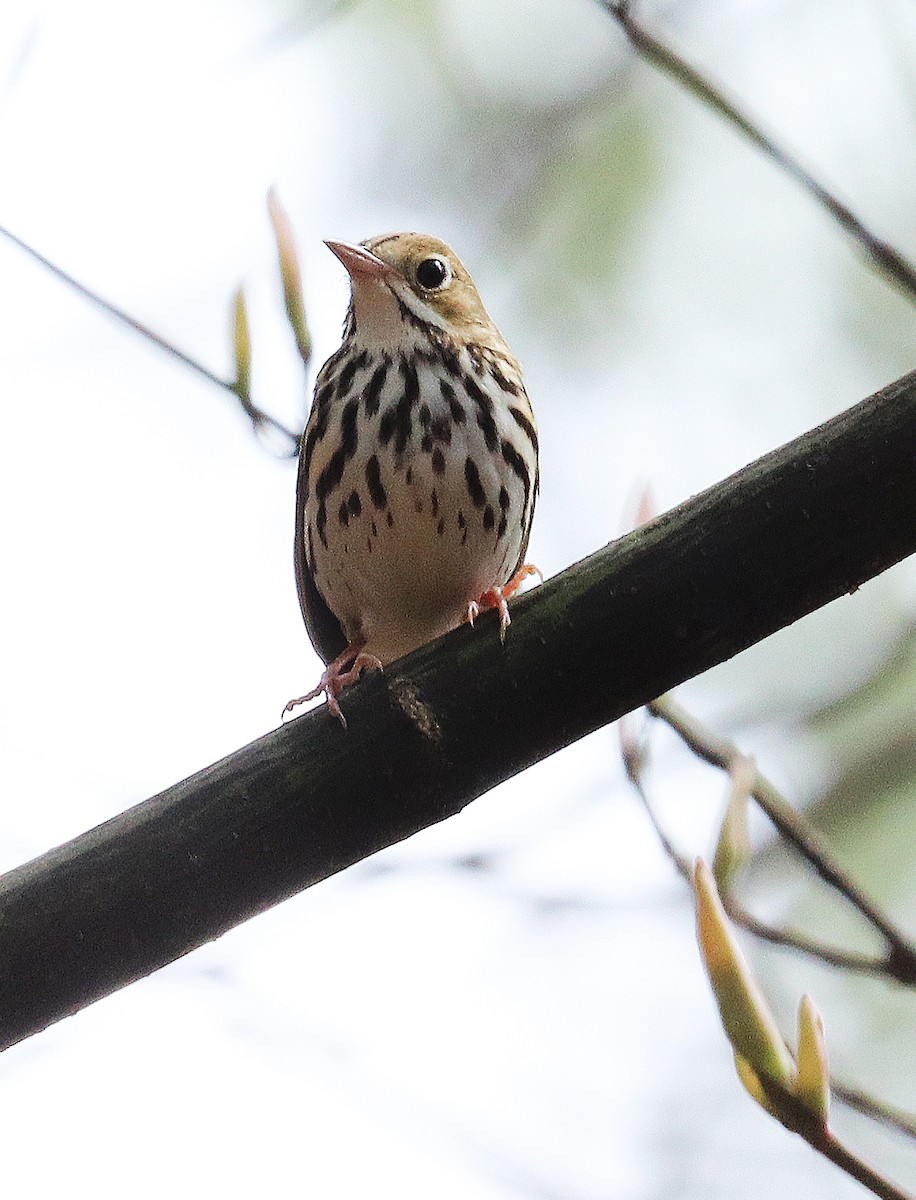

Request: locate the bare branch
(621, 717), (895, 976)
(627, 691), (916, 1152)
(834, 1082), (916, 1142)
(0, 221), (301, 454)
(600, 2), (916, 304)
(814, 1130), (914, 1200)
(649, 695), (916, 984)
(753, 1073), (915, 1200)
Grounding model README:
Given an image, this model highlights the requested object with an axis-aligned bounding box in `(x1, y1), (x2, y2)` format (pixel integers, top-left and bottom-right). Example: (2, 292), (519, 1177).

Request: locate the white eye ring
(415, 256), (452, 290)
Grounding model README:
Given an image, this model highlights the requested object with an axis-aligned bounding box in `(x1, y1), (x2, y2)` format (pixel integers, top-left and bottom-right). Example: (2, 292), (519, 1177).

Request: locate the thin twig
(600, 2), (916, 304)
(648, 695), (916, 984)
(725, 909), (891, 977)
(0, 221), (301, 455)
(814, 1128), (915, 1200)
(619, 717), (894, 977)
(755, 1076), (916, 1200)
(834, 1081), (916, 1142)
(620, 714), (916, 1149)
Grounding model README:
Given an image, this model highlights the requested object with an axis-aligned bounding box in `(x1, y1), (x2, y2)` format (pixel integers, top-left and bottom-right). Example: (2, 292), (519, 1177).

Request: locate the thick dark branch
(0, 371), (914, 1050)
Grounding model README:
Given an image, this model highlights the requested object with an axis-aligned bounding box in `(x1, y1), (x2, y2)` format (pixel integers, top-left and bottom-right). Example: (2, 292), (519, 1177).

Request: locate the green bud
(712, 754), (753, 892)
(795, 994), (830, 1124)
(267, 187), (312, 366)
(232, 285), (251, 399)
(694, 858), (796, 1090)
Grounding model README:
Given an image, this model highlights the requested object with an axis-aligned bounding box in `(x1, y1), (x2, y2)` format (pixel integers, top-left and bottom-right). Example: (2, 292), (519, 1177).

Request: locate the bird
(286, 233), (539, 724)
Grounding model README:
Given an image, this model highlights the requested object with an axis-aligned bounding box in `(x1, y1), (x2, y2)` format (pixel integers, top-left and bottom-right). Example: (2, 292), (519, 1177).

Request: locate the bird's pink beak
(325, 240), (394, 280)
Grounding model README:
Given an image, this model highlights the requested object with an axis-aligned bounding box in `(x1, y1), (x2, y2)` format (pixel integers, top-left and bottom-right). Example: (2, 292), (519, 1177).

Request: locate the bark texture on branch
(1, 371), (914, 1050)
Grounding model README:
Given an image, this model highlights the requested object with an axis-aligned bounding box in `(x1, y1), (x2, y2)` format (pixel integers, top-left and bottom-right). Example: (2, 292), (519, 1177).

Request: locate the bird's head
(326, 233), (498, 350)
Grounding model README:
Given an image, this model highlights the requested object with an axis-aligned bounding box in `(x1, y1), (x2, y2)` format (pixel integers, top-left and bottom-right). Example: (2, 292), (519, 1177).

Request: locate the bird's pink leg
(465, 564), (541, 640)
(283, 638), (383, 727)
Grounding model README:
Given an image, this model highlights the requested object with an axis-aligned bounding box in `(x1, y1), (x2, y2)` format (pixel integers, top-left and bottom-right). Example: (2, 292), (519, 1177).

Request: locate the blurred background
(0, 0), (914, 1195)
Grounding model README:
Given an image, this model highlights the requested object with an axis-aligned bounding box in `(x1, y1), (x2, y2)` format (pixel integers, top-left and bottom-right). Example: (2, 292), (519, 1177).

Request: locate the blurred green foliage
(506, 96), (657, 339)
(290, 0), (656, 340)
(805, 626), (916, 914)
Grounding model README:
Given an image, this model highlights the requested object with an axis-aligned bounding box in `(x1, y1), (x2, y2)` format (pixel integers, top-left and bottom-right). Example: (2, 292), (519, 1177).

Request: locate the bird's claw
(284, 642), (383, 727)
(464, 563), (541, 640)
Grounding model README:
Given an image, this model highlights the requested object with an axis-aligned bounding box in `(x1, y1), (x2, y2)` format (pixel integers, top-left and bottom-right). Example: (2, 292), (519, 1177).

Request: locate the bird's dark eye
(415, 256), (450, 290)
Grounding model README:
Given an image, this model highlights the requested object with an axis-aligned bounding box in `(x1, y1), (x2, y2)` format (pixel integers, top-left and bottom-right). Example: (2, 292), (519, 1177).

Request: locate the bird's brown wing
(294, 438), (348, 666)
(508, 462), (539, 580)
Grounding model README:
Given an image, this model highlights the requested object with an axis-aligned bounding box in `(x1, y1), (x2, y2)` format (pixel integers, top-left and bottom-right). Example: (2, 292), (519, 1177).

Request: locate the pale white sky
(0, 0), (914, 1195)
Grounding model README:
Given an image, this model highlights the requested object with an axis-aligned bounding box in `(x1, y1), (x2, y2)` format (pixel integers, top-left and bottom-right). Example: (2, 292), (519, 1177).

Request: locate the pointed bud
(694, 859), (796, 1091)
(267, 187), (311, 366)
(712, 754), (754, 892)
(796, 994), (830, 1123)
(232, 285), (251, 399)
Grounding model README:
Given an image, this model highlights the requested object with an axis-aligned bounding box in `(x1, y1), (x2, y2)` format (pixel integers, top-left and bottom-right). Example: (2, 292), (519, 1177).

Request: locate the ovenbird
(287, 233), (539, 723)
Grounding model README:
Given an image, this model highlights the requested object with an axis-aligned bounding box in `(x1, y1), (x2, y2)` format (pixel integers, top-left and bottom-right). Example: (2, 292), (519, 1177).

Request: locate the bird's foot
(465, 563), (541, 642)
(283, 639), (383, 727)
